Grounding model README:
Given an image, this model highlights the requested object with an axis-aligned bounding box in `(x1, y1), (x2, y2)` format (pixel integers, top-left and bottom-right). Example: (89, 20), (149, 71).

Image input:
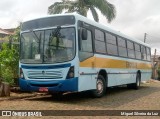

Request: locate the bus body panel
(19, 62), (79, 92)
(79, 54), (151, 91)
(78, 67), (97, 91)
(19, 13), (152, 94)
(19, 77), (78, 92)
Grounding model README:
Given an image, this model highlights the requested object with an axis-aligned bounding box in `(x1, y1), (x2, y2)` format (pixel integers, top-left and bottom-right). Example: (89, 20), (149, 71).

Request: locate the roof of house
(0, 28), (14, 35)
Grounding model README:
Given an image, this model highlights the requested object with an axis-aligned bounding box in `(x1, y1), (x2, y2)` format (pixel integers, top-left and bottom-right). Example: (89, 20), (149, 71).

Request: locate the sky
(0, 0), (160, 54)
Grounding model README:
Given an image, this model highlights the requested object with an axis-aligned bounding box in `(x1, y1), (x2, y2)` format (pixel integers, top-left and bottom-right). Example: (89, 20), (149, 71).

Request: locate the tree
(0, 26), (20, 85)
(48, 0), (116, 22)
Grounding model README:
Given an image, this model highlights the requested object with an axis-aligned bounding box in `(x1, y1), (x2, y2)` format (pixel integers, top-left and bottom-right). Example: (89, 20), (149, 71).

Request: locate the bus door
(78, 21), (97, 91)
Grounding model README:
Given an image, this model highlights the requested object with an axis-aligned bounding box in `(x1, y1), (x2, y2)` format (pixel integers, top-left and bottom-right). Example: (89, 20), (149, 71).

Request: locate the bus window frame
(95, 29), (106, 54)
(77, 20), (151, 62)
(78, 21), (94, 62)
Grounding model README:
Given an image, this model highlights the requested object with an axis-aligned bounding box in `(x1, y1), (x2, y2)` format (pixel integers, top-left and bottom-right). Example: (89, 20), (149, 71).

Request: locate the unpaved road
(0, 81), (160, 119)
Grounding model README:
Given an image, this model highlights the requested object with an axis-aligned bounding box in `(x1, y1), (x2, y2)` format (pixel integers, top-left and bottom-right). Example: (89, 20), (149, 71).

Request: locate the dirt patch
(0, 92), (48, 101)
(0, 80), (160, 118)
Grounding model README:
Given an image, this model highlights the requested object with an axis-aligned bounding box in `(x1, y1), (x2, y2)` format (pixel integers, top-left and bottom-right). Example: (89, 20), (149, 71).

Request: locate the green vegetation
(48, 0), (116, 22)
(0, 27), (20, 85)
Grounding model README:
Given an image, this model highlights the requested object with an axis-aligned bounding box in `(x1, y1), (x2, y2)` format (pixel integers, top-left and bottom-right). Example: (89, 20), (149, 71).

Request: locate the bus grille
(27, 70), (63, 79)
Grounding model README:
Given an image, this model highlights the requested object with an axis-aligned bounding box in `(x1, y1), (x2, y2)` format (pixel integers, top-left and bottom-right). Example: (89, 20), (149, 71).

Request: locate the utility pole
(144, 33), (147, 43)
(152, 49), (157, 79)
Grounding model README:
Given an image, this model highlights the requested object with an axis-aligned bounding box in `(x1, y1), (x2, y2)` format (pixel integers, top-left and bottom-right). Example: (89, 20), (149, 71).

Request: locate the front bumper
(19, 77), (78, 92)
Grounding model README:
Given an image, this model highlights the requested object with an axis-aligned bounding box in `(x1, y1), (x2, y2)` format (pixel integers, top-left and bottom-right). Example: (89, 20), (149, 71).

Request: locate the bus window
(127, 41), (135, 58)
(118, 37), (126, 47)
(44, 28), (75, 63)
(146, 47), (151, 61)
(135, 43), (141, 60)
(117, 37), (127, 57)
(106, 32), (116, 45)
(95, 29), (106, 53)
(79, 28), (93, 61)
(106, 33), (118, 55)
(141, 46), (147, 60)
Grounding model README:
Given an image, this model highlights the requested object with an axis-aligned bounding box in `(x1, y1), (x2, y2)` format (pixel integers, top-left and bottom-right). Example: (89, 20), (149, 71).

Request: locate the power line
(145, 33), (160, 55)
(146, 34), (160, 40)
(144, 33), (147, 43)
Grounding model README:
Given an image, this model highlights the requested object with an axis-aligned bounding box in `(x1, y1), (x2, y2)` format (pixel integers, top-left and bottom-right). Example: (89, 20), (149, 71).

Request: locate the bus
(19, 13), (152, 98)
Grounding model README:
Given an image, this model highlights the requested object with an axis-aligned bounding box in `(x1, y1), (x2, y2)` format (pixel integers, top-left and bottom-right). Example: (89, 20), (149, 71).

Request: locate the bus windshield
(20, 27), (75, 64)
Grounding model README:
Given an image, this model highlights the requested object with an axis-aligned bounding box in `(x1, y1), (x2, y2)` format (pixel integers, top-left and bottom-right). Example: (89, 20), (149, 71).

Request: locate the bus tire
(127, 73), (141, 90)
(133, 73), (141, 90)
(91, 75), (106, 98)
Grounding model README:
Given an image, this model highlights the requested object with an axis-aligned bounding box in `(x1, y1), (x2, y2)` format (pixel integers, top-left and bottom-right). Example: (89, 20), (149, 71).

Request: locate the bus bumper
(19, 77), (78, 92)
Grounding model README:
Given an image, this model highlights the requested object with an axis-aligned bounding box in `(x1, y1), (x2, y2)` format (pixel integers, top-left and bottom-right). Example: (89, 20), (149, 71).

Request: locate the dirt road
(0, 80), (160, 118)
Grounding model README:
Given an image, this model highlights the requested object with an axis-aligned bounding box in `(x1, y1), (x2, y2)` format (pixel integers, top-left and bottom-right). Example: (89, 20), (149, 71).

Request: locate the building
(0, 28), (15, 43)
(151, 55), (160, 65)
(151, 55), (160, 79)
(0, 28), (14, 38)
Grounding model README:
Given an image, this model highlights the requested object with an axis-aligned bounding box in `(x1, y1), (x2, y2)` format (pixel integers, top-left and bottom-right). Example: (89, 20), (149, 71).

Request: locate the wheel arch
(137, 70), (141, 80)
(98, 69), (108, 87)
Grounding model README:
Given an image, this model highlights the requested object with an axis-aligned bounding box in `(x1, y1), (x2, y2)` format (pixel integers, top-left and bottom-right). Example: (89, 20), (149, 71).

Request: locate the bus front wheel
(91, 75), (106, 98)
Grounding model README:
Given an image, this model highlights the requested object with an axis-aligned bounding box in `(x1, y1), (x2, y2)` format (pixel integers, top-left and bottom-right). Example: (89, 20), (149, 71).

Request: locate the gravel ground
(0, 80), (160, 119)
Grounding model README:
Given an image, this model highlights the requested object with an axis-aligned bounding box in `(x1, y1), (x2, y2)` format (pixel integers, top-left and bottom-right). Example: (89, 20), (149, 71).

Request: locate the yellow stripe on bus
(80, 57), (151, 69)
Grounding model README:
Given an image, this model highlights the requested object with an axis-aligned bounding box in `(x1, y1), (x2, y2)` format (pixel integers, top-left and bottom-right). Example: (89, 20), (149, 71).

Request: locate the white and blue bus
(19, 13), (152, 97)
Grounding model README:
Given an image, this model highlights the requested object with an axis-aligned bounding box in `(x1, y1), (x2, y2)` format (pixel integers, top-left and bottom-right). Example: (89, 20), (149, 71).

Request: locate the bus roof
(73, 13), (150, 47)
(22, 13), (150, 47)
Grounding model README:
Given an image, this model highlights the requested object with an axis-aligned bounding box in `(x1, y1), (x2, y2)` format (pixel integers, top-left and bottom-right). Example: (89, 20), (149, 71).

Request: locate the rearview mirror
(81, 28), (87, 40)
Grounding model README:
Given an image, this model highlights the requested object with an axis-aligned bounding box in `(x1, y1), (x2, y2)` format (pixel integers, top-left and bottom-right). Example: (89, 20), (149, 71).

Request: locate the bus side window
(141, 46), (147, 60)
(106, 33), (118, 56)
(80, 29), (92, 52)
(79, 28), (93, 61)
(95, 29), (106, 54)
(117, 37), (127, 57)
(127, 40), (135, 59)
(146, 47), (151, 61)
(135, 43), (141, 60)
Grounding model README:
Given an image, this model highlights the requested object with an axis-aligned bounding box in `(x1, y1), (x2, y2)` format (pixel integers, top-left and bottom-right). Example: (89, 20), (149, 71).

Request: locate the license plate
(39, 87), (48, 92)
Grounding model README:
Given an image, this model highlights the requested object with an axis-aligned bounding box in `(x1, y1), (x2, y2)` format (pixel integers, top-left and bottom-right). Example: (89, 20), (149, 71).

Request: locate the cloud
(0, 0), (60, 28)
(1, 0), (160, 54)
(105, 0), (160, 54)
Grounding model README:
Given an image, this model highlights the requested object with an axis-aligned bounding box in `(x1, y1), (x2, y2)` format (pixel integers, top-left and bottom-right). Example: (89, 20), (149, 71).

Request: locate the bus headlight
(66, 66), (74, 79)
(19, 68), (24, 79)
(69, 72), (74, 78)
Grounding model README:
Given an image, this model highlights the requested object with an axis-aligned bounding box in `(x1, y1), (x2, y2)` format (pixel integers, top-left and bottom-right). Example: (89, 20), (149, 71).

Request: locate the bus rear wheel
(91, 75), (106, 98)
(127, 73), (141, 90)
(133, 73), (141, 90)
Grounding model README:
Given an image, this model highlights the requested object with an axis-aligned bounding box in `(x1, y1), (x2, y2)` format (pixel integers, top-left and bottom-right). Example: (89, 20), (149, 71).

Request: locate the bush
(2, 68), (14, 85)
(0, 43), (19, 85)
(0, 27), (20, 85)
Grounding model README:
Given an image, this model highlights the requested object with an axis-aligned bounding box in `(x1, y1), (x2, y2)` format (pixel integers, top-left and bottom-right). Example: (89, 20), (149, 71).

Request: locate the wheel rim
(97, 79), (103, 94)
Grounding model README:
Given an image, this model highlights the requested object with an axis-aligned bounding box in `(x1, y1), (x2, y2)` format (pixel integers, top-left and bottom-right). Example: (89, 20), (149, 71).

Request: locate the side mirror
(81, 28), (87, 40)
